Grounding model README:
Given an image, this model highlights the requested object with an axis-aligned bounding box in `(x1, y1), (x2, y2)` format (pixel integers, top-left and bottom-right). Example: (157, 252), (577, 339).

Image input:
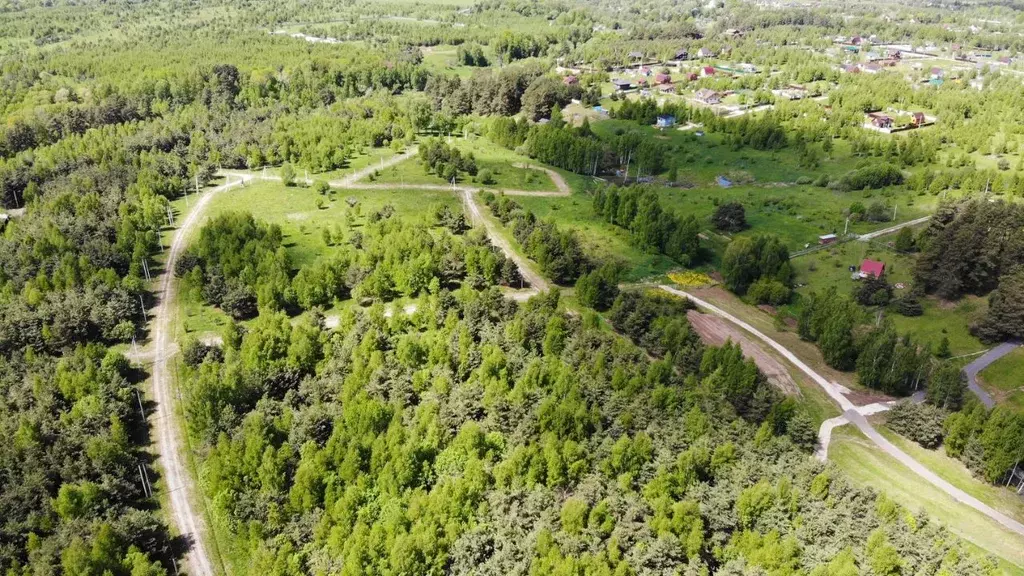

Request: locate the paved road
(857, 216), (931, 241)
(963, 341), (1022, 408)
(150, 174), (251, 576)
(659, 285), (1024, 537)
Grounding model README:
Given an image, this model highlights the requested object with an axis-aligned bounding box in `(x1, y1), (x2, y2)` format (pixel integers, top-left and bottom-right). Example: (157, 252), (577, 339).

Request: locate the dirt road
(461, 187), (549, 293)
(857, 216), (931, 241)
(660, 284), (1024, 537)
(150, 174), (251, 576)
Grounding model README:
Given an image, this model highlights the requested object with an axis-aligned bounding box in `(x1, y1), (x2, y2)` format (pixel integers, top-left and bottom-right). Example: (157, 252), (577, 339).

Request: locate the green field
(829, 426), (1024, 574)
(979, 347), (1024, 410)
(590, 119), (943, 250)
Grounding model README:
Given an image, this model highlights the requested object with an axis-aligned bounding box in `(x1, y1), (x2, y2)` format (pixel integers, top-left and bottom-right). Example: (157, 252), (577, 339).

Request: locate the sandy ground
(686, 309), (798, 395)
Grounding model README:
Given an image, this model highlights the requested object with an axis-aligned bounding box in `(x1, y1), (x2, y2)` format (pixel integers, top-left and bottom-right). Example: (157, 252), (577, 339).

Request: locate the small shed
(912, 112), (926, 125)
(656, 115), (676, 128)
(654, 72), (672, 84)
(819, 233), (837, 245)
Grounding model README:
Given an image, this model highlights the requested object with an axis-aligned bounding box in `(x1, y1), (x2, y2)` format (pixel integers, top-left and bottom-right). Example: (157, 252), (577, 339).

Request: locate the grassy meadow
(979, 347), (1024, 411)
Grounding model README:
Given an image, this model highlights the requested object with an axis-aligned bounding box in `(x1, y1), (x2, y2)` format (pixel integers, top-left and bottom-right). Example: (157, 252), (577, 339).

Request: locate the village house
(737, 62), (758, 73)
(654, 72), (672, 84)
(912, 112), (926, 126)
(563, 75), (579, 86)
(701, 65), (716, 77)
(930, 66), (944, 79)
(859, 259), (886, 279)
(656, 114), (676, 128)
(628, 51), (644, 61)
(863, 62), (882, 74)
(695, 88), (721, 104)
(819, 233), (838, 245)
(674, 49), (689, 61)
(612, 78), (633, 91)
(696, 47), (714, 59)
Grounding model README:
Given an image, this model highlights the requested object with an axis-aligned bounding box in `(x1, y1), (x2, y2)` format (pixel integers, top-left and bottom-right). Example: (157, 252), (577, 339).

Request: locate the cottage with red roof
(655, 72), (672, 84)
(702, 66), (716, 77)
(859, 259), (886, 278)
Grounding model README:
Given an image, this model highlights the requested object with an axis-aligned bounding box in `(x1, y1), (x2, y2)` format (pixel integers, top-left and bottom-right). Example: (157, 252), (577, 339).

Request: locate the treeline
(490, 116), (668, 179)
(798, 288), (939, 397)
(829, 162), (904, 192)
(890, 391), (1023, 487)
(483, 192), (590, 284)
(592, 185), (702, 265)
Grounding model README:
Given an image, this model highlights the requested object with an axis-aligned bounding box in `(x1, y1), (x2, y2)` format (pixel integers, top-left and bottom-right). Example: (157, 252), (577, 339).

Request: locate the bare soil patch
(686, 310), (798, 395)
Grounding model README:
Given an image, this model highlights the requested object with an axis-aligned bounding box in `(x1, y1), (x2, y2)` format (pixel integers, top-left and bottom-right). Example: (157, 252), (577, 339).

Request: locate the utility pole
(139, 295), (146, 320)
(141, 258), (151, 281)
(135, 389), (145, 418)
(844, 216), (850, 235)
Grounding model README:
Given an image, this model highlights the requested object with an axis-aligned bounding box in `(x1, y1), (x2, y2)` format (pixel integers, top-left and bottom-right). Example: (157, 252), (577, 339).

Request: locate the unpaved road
(963, 341), (1021, 409)
(151, 174), (251, 576)
(461, 187), (549, 293)
(857, 216), (931, 242)
(660, 284), (1024, 537)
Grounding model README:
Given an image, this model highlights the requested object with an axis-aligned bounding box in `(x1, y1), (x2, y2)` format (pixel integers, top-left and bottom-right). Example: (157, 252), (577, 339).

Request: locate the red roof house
(655, 72), (672, 84)
(702, 66), (716, 76)
(860, 259), (886, 278)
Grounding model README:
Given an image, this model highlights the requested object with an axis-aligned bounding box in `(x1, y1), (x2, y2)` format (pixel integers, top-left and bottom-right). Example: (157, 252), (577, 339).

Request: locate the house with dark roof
(563, 75), (579, 86)
(674, 49), (689, 61)
(859, 259), (886, 278)
(611, 78), (633, 91)
(654, 72), (672, 84)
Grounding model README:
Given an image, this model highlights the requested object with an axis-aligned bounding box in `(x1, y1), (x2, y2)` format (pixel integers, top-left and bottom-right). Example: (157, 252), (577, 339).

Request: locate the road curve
(963, 341), (1021, 409)
(151, 175), (251, 576)
(659, 285), (1024, 537)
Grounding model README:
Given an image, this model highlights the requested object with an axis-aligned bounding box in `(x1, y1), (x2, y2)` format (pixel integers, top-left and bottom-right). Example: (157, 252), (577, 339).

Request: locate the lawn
(979, 347), (1024, 410)
(829, 426), (1024, 574)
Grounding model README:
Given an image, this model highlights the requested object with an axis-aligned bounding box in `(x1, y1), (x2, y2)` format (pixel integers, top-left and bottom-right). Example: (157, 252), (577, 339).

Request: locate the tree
(712, 201), (747, 233)
(575, 264), (620, 311)
(281, 163), (296, 186)
(975, 267), (1024, 342)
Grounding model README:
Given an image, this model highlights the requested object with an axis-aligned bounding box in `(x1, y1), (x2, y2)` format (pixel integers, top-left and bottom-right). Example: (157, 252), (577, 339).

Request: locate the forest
(3, 0), (1024, 572)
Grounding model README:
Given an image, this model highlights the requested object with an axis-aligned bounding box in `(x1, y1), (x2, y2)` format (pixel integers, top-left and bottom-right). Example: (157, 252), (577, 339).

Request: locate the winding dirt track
(151, 175), (251, 576)
(660, 285), (1024, 538)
